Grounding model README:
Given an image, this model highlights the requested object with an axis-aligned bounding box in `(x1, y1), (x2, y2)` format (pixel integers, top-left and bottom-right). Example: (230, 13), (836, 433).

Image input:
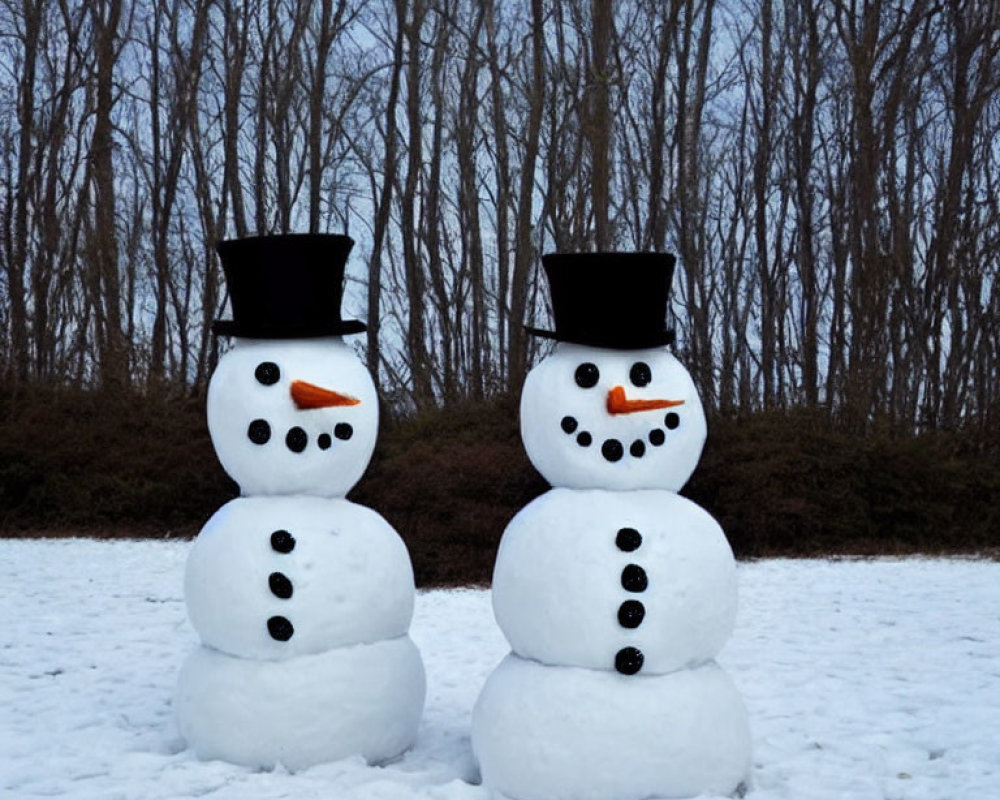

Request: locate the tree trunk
(8, 0), (43, 383)
(506, 0), (545, 396)
(89, 0), (126, 390)
(366, 0), (407, 388)
(401, 0), (434, 407)
(589, 0), (613, 249)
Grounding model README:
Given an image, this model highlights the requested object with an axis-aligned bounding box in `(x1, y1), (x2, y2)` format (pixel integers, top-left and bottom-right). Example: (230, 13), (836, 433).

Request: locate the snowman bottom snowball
(175, 636), (425, 771)
(471, 654), (751, 800)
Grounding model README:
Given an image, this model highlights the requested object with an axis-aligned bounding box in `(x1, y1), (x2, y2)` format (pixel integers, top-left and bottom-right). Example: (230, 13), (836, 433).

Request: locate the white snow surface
(2, 538), (998, 800)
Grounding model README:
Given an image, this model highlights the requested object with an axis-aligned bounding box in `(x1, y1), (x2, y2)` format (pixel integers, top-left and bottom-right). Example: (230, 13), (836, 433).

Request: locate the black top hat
(213, 233), (366, 338)
(526, 252), (676, 349)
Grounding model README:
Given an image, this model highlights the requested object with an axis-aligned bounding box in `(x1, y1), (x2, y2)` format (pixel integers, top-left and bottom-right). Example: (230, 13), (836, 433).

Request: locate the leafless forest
(1, 0), (998, 430)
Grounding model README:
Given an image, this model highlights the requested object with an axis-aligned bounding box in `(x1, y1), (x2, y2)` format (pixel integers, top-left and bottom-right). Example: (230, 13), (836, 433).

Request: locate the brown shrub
(0, 383), (234, 534)
(1, 386), (997, 584)
(352, 397), (547, 585)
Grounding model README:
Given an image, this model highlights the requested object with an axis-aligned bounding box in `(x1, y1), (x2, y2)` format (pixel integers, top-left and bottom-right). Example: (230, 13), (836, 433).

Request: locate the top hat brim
(213, 318), (367, 338)
(525, 324), (675, 350)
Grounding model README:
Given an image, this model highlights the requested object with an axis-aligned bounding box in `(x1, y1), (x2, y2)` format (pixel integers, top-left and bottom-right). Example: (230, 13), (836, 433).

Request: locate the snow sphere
(207, 337), (377, 497)
(492, 488), (736, 674)
(185, 496), (415, 660)
(176, 635), (425, 771)
(472, 654), (751, 800)
(520, 343), (707, 491)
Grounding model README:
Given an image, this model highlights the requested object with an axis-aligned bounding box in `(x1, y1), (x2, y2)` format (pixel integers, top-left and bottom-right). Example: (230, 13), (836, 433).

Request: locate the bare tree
(86, 0), (128, 388)
(0, 0), (997, 436)
(363, 0), (407, 388)
(399, 0), (434, 408)
(588, 0), (613, 249)
(454, 2), (488, 398)
(506, 0), (545, 395)
(6, 0), (44, 383)
(143, 0), (210, 386)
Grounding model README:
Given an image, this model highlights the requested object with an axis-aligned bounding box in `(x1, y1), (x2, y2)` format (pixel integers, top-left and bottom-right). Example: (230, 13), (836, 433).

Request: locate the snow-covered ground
(1, 538), (998, 800)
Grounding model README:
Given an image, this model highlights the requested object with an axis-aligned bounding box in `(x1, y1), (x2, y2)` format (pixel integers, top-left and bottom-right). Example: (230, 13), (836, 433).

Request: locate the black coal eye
(255, 362), (280, 386)
(575, 362), (600, 389)
(629, 362), (652, 387)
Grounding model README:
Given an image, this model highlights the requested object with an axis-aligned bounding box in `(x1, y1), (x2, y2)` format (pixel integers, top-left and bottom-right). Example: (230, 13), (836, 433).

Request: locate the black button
(575, 362), (600, 388)
(334, 423), (353, 440)
(618, 600), (645, 628)
(602, 439), (624, 462)
(577, 431), (592, 447)
(286, 426), (308, 452)
(267, 615), (294, 641)
(649, 429), (665, 446)
(269, 572), (293, 599)
(616, 528), (642, 551)
(247, 419), (271, 445)
(255, 362), (280, 386)
(561, 415), (578, 434)
(665, 412), (680, 429)
(621, 564), (648, 592)
(629, 362), (652, 387)
(318, 433), (332, 449)
(270, 530), (295, 553)
(630, 439), (645, 458)
(615, 646), (644, 675)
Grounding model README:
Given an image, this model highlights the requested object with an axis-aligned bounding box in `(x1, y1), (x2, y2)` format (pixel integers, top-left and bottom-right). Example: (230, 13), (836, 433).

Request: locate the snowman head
(521, 343), (705, 490)
(209, 234), (376, 497)
(520, 252), (704, 491)
(207, 337), (377, 497)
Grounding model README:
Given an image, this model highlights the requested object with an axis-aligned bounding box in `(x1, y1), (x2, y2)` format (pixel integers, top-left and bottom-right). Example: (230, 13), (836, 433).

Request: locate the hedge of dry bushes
(1, 385), (997, 586)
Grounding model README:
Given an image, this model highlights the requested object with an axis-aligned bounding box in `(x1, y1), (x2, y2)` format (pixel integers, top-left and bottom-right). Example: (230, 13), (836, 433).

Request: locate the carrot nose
(606, 385), (684, 415)
(290, 380), (361, 410)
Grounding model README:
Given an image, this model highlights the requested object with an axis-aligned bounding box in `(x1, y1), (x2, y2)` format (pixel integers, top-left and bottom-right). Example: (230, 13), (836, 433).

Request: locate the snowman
(471, 253), (751, 800)
(175, 234), (425, 771)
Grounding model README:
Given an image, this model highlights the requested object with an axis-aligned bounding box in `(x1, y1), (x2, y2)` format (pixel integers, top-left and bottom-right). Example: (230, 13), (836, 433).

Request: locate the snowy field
(1, 539), (998, 800)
